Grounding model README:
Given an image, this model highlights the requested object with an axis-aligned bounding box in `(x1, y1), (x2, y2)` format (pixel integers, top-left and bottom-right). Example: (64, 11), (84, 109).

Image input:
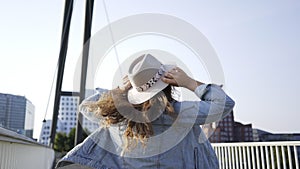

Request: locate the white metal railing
(212, 141), (300, 169)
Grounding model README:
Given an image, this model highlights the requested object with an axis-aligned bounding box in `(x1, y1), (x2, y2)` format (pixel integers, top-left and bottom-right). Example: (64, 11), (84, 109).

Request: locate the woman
(56, 54), (235, 169)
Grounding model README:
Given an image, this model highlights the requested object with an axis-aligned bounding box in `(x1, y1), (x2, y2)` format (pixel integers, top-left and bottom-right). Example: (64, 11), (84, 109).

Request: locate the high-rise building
(58, 95), (99, 134)
(39, 94), (99, 145)
(59, 95), (80, 134)
(234, 122), (253, 142)
(0, 93), (35, 138)
(203, 111), (253, 143)
(39, 119), (64, 145)
(203, 111), (235, 142)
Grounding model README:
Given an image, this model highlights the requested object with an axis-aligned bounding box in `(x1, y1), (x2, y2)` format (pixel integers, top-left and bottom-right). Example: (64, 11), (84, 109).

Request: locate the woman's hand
(162, 67), (203, 91)
(119, 75), (132, 91)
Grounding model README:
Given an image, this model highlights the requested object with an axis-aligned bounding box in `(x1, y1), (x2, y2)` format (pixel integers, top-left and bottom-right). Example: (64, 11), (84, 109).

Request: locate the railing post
(228, 146), (232, 169)
(255, 146), (260, 169)
(232, 146), (236, 169)
(260, 146), (265, 169)
(276, 146), (281, 169)
(239, 146), (243, 169)
(247, 146), (251, 169)
(294, 146), (299, 169)
(217, 147), (221, 168)
(252, 146), (256, 169)
(243, 146), (247, 169)
(281, 146), (287, 169)
(287, 146), (292, 169)
(225, 146), (228, 169)
(221, 146), (225, 169)
(271, 146), (275, 169)
(265, 146), (270, 169)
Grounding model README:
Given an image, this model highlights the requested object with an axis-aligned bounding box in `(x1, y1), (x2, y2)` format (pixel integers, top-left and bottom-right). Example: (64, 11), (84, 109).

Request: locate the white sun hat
(127, 54), (175, 104)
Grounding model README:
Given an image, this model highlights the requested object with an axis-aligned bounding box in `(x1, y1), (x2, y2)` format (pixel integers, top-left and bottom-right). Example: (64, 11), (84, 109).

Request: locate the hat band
(136, 65), (166, 92)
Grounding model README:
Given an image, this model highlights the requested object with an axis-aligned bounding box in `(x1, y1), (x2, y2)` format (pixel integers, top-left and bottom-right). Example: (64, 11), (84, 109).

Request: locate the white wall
(0, 141), (54, 169)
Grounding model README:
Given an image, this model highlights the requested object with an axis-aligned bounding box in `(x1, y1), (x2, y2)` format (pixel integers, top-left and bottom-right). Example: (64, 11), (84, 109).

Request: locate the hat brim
(127, 64), (175, 104)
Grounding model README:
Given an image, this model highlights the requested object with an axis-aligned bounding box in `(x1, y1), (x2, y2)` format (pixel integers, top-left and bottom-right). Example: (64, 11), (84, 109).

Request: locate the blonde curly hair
(83, 85), (175, 152)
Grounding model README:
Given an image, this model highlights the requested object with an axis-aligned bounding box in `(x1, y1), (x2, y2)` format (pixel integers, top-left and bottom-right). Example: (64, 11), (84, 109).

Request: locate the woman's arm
(162, 67), (235, 125)
(79, 76), (131, 123)
(193, 84), (235, 124)
(78, 88), (108, 123)
(162, 67), (203, 91)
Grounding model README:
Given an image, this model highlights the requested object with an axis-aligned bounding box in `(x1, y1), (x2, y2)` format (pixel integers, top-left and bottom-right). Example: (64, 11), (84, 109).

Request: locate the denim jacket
(57, 84), (235, 169)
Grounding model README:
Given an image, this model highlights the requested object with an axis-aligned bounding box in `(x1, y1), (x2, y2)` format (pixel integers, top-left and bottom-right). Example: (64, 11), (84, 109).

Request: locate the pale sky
(0, 0), (299, 139)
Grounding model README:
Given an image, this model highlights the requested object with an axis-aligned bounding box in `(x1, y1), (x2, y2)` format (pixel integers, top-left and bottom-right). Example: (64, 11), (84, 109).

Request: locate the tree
(54, 132), (69, 152)
(67, 127), (89, 148)
(54, 128), (90, 153)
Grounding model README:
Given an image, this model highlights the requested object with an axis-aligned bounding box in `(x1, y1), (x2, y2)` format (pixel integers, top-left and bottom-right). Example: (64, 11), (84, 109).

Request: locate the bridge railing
(212, 141), (300, 169)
